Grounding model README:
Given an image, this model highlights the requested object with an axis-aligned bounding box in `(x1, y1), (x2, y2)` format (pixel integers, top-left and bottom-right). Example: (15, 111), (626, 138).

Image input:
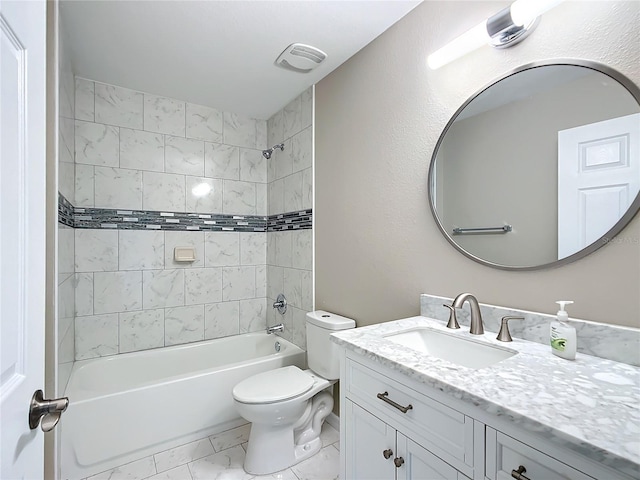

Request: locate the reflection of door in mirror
(558, 113), (640, 257)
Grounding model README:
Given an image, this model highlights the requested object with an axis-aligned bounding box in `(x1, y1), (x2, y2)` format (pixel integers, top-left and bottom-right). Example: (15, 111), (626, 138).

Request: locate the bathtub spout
(267, 323), (284, 334)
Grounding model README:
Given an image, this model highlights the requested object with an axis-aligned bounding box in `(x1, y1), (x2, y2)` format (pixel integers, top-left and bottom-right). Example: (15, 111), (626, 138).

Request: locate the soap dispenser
(550, 301), (576, 360)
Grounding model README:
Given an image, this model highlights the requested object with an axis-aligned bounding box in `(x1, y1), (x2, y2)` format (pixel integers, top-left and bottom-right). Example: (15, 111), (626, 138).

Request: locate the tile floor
(83, 422), (340, 480)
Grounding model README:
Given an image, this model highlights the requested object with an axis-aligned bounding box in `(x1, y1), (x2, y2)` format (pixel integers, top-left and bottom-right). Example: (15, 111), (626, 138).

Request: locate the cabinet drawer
(486, 428), (594, 480)
(345, 358), (474, 473)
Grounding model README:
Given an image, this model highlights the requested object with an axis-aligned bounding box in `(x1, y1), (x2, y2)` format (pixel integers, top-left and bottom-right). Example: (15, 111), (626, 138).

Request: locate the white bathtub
(61, 333), (306, 480)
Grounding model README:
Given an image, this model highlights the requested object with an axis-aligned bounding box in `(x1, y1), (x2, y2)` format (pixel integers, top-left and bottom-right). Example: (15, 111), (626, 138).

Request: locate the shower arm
(262, 143), (285, 159)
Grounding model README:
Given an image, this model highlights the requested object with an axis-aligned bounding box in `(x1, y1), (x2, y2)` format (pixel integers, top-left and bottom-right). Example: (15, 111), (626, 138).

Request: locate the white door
(558, 113), (640, 258)
(0, 1), (47, 479)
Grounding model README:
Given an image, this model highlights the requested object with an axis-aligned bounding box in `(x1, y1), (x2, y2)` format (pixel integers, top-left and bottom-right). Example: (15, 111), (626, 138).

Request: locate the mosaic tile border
(74, 208), (267, 232)
(268, 209), (313, 231)
(58, 193), (74, 227)
(58, 194), (312, 232)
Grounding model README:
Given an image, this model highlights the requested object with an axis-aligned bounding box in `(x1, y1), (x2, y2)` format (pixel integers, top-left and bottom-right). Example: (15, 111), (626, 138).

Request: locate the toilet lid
(233, 366), (314, 404)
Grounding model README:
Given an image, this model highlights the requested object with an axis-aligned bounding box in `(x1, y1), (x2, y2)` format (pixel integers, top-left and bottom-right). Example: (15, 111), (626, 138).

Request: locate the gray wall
(315, 1), (640, 328)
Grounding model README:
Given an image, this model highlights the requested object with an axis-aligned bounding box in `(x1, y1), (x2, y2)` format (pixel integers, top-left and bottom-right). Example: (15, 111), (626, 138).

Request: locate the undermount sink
(384, 328), (517, 369)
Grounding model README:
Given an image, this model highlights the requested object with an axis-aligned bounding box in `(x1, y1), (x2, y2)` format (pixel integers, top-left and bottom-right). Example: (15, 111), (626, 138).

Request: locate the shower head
(262, 143), (285, 159)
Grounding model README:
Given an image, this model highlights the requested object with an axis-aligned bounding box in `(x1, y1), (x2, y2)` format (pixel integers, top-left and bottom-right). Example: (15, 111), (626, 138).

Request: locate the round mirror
(428, 60), (640, 270)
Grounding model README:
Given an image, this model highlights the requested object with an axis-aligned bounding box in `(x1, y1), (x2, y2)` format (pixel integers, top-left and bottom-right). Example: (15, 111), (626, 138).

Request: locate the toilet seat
(233, 366), (314, 404)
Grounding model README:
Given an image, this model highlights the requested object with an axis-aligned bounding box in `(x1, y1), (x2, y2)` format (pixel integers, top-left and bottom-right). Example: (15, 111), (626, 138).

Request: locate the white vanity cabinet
(340, 351), (636, 480)
(342, 354), (476, 479)
(344, 401), (469, 480)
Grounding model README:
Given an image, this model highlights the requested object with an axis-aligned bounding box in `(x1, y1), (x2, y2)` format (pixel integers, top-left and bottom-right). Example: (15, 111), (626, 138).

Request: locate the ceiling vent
(275, 43), (327, 73)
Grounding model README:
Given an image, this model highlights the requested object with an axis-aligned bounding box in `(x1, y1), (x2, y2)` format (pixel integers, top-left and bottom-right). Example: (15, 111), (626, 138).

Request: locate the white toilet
(232, 310), (355, 475)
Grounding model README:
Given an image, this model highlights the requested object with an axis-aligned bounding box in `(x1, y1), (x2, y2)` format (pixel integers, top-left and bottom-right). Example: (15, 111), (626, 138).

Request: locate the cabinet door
(344, 400), (396, 480)
(396, 433), (467, 480)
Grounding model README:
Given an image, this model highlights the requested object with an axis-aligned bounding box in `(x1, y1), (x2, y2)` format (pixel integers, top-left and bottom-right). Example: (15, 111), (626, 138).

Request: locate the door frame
(45, 0), (61, 478)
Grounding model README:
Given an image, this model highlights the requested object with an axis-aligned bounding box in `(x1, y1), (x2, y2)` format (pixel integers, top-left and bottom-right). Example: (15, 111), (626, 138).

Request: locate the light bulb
(427, 0), (565, 70)
(427, 21), (488, 70)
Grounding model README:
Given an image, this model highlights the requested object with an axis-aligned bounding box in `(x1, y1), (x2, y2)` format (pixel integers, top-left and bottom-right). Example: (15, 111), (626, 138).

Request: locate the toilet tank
(306, 310), (355, 380)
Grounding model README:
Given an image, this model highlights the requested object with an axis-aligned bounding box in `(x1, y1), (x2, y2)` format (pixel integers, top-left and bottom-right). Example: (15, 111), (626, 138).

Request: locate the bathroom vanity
(332, 314), (640, 480)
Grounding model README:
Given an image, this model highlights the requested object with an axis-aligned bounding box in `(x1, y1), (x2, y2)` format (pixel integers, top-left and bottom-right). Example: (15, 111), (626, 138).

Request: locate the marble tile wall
(267, 88), (313, 216)
(266, 89), (314, 350)
(58, 30), (75, 394)
(72, 79), (273, 359)
(74, 78), (268, 216)
(74, 229), (267, 360)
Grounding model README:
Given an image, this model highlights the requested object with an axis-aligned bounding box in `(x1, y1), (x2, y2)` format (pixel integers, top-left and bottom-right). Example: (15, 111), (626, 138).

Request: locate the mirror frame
(428, 59), (640, 271)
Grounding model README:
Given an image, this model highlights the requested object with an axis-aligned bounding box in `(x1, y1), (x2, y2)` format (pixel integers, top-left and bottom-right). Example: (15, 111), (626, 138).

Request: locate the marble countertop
(331, 316), (640, 477)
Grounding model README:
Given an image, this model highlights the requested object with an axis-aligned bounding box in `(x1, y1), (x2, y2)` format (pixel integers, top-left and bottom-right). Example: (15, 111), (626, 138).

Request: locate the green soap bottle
(550, 301), (576, 360)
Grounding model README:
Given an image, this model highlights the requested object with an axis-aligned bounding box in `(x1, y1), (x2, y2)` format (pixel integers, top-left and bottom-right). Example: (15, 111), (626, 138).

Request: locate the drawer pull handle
(394, 457), (405, 468)
(376, 391), (413, 413)
(383, 449), (393, 459)
(511, 465), (531, 480)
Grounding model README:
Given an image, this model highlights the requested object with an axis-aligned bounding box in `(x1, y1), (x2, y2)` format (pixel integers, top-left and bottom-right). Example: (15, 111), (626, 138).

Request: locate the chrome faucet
(452, 293), (484, 335)
(266, 323), (284, 334)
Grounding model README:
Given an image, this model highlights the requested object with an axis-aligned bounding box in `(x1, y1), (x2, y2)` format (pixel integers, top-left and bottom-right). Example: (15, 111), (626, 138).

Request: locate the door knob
(29, 389), (69, 432)
(382, 449), (393, 459)
(394, 457), (405, 468)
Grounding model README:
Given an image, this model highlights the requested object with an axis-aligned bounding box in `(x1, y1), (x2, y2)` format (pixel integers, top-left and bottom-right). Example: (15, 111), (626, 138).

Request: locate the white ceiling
(60, 1), (421, 120)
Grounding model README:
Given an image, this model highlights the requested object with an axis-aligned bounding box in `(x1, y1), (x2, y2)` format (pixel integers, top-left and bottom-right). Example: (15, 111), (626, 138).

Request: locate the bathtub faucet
(267, 323), (284, 335)
(273, 293), (287, 315)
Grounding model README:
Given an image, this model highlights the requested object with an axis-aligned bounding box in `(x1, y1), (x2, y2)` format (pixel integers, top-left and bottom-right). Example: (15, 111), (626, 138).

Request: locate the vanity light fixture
(427, 0), (564, 69)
